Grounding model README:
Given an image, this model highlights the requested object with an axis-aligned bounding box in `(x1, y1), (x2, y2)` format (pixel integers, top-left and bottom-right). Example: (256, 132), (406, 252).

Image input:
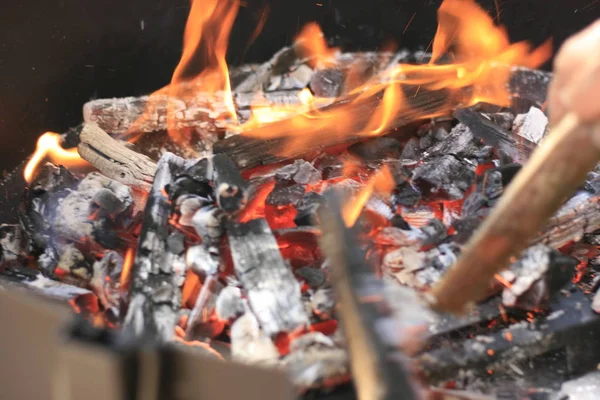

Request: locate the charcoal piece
(453, 108), (536, 164)
(275, 160), (321, 185)
(38, 246), (60, 276)
(92, 188), (126, 213)
(508, 66), (552, 107)
(461, 192), (487, 215)
(412, 155), (475, 201)
(400, 138), (420, 160)
(213, 154), (247, 213)
(451, 215), (483, 244)
(266, 184), (306, 206)
(482, 170), (503, 199)
(295, 266), (326, 289)
(419, 132), (434, 150)
(186, 244), (219, 277)
(167, 175), (213, 202)
(348, 137), (402, 161)
(309, 68), (344, 98)
(123, 153), (191, 342)
(315, 155), (344, 179)
(420, 218), (448, 247)
(393, 182), (421, 207)
(226, 218), (309, 336)
(192, 206), (225, 246)
(390, 215), (411, 230)
(92, 218), (125, 250)
(0, 224), (23, 263)
(29, 163), (77, 194)
(166, 232), (185, 255)
(484, 111), (515, 130)
(184, 157), (214, 182)
(215, 285), (245, 321)
(513, 106), (548, 144)
(294, 192), (323, 226)
(310, 286), (336, 319)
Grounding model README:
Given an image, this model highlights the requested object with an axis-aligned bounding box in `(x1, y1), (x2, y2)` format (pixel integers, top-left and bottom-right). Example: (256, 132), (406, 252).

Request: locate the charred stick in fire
(77, 123), (157, 189)
(431, 114), (600, 314)
(453, 108), (535, 164)
(226, 218), (309, 336)
(317, 193), (418, 400)
(214, 86), (455, 170)
(212, 154), (247, 213)
(123, 152), (191, 341)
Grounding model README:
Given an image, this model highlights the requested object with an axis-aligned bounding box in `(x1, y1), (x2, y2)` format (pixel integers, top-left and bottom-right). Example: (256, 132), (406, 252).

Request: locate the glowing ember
(24, 132), (87, 183)
(119, 247), (135, 288)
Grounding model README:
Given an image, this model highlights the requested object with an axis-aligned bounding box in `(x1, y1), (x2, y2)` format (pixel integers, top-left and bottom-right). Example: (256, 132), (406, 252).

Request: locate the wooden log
(317, 192), (418, 400)
(78, 123), (157, 189)
(214, 86), (456, 170)
(123, 153), (192, 341)
(226, 218), (308, 336)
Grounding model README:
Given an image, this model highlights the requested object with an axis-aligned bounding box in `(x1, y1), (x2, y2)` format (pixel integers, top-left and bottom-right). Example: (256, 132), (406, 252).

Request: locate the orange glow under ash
(120, 248), (135, 288)
(24, 132), (88, 183)
(342, 165), (395, 227)
(295, 22), (339, 68)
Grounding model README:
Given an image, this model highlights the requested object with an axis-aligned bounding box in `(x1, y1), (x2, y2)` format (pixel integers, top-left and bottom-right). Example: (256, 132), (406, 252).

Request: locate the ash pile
(4, 31), (600, 400)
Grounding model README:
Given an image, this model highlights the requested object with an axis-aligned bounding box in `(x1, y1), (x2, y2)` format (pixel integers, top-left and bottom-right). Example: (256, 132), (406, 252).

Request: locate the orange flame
(342, 165), (395, 227)
(120, 247), (135, 288)
(24, 132), (88, 183)
(295, 23), (339, 68)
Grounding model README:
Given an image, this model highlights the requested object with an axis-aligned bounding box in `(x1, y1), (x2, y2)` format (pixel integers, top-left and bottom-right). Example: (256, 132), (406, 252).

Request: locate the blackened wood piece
(123, 152), (190, 342)
(78, 123), (157, 189)
(317, 193), (417, 400)
(453, 108), (535, 164)
(419, 289), (600, 382)
(508, 66), (552, 108)
(226, 218), (308, 336)
(214, 86), (454, 170)
(212, 154), (247, 213)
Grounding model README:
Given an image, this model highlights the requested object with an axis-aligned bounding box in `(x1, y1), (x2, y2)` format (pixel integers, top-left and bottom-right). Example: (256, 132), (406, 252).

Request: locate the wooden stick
(317, 193), (417, 400)
(78, 123), (157, 189)
(430, 113), (600, 314)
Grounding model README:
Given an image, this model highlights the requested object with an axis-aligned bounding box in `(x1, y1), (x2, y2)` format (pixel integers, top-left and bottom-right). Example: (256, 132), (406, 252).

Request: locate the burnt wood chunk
(212, 154), (247, 213)
(213, 86), (455, 170)
(226, 218), (308, 336)
(123, 153), (190, 342)
(318, 193), (417, 400)
(453, 108), (536, 164)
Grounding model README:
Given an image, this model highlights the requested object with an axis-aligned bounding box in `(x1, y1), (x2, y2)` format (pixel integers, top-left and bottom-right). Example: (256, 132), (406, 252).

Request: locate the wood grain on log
(78, 123), (157, 189)
(226, 218), (308, 336)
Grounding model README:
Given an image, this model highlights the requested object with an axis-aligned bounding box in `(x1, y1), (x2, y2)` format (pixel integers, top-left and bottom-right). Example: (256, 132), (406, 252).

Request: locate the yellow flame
(24, 132), (87, 183)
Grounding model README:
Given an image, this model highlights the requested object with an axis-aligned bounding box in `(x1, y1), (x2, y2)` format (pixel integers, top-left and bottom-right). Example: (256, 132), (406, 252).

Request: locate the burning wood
(226, 218), (308, 336)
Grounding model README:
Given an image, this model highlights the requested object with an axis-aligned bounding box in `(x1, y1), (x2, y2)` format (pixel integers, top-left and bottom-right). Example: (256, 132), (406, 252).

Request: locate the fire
(119, 247), (135, 288)
(24, 132), (87, 183)
(295, 22), (339, 68)
(342, 165), (395, 227)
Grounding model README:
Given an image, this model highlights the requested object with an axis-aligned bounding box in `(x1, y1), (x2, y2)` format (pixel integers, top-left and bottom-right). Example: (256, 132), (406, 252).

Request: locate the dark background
(1, 0), (599, 172)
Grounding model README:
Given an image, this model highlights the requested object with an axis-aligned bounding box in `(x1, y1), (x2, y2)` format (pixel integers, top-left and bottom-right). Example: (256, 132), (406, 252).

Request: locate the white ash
(186, 245), (219, 276)
(215, 285), (245, 321)
(230, 312), (280, 365)
(365, 197), (394, 220)
(0, 224), (23, 262)
(512, 106), (548, 144)
(283, 332), (349, 389)
(58, 244), (91, 282)
(26, 273), (93, 299)
(192, 206), (224, 245)
(400, 206), (437, 228)
(501, 245), (551, 307)
(53, 172), (133, 242)
(177, 195), (208, 227)
(90, 250), (124, 310)
(267, 64), (313, 91)
(373, 226), (425, 247)
(555, 370), (600, 400)
(310, 286), (336, 319)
